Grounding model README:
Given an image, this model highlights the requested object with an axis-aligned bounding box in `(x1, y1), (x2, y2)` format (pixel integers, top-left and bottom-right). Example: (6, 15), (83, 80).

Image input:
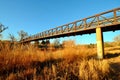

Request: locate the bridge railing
(21, 8), (120, 42)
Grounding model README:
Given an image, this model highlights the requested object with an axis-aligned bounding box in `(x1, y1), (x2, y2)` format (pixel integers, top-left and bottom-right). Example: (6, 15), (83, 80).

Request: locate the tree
(113, 34), (120, 46)
(18, 30), (28, 41)
(53, 39), (61, 49)
(62, 40), (75, 48)
(0, 23), (8, 39)
(0, 34), (2, 39)
(8, 34), (16, 49)
(9, 34), (16, 42)
(0, 23), (8, 33)
(114, 34), (120, 42)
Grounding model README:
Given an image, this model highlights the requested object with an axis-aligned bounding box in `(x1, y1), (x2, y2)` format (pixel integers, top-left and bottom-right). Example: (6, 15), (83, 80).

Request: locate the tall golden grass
(0, 41), (119, 80)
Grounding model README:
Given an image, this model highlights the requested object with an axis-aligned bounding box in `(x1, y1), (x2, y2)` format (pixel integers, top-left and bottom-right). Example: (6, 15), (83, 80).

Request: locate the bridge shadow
(109, 61), (120, 80)
(104, 53), (120, 59)
(31, 58), (63, 75)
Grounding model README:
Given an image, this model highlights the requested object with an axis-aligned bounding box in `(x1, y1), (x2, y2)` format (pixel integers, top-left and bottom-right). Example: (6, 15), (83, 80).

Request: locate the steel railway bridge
(21, 8), (120, 59)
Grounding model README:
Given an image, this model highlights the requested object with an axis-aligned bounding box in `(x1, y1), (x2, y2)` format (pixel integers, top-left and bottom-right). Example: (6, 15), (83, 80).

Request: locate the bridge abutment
(96, 27), (104, 59)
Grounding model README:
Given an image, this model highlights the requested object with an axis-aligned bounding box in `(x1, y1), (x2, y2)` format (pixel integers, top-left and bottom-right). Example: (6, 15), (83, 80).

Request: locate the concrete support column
(96, 27), (104, 59)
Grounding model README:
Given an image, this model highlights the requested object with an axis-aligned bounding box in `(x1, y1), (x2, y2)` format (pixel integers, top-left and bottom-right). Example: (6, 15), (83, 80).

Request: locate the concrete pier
(96, 27), (104, 59)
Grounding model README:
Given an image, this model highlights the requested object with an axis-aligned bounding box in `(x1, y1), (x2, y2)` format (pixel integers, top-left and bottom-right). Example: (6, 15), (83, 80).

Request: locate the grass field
(0, 41), (120, 80)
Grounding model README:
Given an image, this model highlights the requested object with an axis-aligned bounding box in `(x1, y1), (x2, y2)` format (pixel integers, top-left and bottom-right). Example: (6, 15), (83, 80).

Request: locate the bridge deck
(21, 8), (120, 42)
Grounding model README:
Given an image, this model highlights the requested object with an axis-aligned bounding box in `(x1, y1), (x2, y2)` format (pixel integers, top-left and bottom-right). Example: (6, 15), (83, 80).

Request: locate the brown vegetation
(0, 40), (120, 80)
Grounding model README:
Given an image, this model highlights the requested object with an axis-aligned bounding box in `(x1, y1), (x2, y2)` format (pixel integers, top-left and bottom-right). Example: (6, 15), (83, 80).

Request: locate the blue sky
(0, 0), (120, 44)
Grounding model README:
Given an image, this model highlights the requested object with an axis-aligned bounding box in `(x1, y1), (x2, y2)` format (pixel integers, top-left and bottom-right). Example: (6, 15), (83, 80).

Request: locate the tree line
(0, 22), (120, 49)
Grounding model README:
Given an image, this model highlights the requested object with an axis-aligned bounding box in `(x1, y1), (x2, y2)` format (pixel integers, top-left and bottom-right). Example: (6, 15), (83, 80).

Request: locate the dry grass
(0, 41), (120, 80)
(79, 59), (112, 80)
